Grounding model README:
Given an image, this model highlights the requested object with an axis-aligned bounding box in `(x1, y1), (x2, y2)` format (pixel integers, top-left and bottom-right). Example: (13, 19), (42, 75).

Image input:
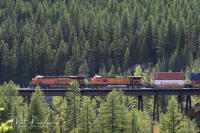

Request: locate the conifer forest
(0, 0), (200, 132)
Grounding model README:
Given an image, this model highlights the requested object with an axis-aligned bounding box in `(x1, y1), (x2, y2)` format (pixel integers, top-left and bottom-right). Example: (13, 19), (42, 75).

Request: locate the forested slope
(0, 0), (199, 85)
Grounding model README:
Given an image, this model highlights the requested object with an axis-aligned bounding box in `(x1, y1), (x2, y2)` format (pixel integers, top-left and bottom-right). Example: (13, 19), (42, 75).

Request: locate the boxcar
(152, 72), (185, 88)
(189, 72), (200, 87)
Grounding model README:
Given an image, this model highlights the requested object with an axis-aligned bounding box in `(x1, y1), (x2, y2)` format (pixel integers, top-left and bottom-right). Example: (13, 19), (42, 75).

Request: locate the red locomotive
(30, 72), (200, 89)
(31, 75), (85, 88)
(90, 75), (142, 87)
(31, 75), (142, 88)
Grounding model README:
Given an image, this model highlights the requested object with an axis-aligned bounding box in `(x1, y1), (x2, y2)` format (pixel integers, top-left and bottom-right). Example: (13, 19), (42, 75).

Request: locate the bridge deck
(17, 88), (200, 96)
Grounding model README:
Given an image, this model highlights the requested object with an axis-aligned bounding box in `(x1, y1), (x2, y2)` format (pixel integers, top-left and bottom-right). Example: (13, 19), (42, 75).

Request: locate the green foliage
(98, 64), (107, 77)
(65, 61), (73, 76)
(0, 81), (26, 132)
(160, 96), (197, 133)
(77, 97), (95, 133)
(160, 96), (182, 133)
(123, 48), (130, 72)
(55, 39), (68, 75)
(131, 110), (152, 133)
(134, 65), (142, 76)
(78, 59), (89, 77)
(0, 0), (200, 132)
(64, 81), (80, 132)
(0, 118), (13, 133)
(0, 81), (18, 122)
(94, 90), (131, 133)
(185, 66), (191, 84)
(107, 65), (115, 77)
(27, 86), (47, 133)
(0, 0), (199, 84)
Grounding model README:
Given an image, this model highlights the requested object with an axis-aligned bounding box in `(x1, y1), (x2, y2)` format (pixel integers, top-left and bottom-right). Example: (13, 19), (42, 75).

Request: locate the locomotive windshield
(35, 75), (43, 79)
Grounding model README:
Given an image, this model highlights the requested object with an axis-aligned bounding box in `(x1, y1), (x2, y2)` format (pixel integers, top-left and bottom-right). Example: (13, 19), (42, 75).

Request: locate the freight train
(30, 72), (200, 89)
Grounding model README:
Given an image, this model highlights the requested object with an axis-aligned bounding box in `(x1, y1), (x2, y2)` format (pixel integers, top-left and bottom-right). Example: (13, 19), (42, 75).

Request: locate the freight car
(30, 72), (200, 89)
(90, 75), (142, 88)
(152, 72), (185, 88)
(189, 72), (200, 87)
(31, 75), (85, 89)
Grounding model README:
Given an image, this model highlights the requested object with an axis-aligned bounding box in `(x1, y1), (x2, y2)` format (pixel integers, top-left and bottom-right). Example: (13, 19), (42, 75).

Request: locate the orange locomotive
(90, 75), (142, 87)
(31, 75), (85, 89)
(31, 75), (142, 89)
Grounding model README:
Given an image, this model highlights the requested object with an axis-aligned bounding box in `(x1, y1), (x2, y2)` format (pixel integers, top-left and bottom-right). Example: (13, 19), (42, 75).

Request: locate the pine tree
(98, 64), (107, 77)
(1, 42), (10, 82)
(78, 59), (89, 77)
(185, 66), (190, 84)
(94, 90), (131, 133)
(0, 81), (23, 132)
(77, 97), (95, 133)
(134, 65), (142, 76)
(27, 86), (47, 133)
(165, 16), (176, 57)
(123, 48), (130, 72)
(21, 37), (32, 84)
(121, 8), (130, 36)
(117, 67), (122, 76)
(55, 39), (68, 75)
(130, 109), (141, 133)
(64, 81), (80, 132)
(109, 22), (123, 67)
(107, 65), (115, 76)
(64, 61), (73, 76)
(160, 96), (185, 133)
(47, 111), (57, 133)
(39, 32), (54, 75)
(32, 44), (40, 76)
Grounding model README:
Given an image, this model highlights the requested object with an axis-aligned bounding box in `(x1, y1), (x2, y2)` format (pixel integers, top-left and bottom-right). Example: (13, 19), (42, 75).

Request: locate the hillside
(0, 0), (199, 85)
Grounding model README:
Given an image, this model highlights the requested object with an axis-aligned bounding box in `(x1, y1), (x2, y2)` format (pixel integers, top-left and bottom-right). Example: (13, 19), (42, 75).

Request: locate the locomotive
(31, 75), (85, 89)
(31, 75), (142, 89)
(30, 72), (200, 89)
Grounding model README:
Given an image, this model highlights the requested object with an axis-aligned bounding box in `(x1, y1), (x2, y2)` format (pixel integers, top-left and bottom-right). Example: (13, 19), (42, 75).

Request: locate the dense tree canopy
(0, 81), (198, 132)
(0, 0), (199, 85)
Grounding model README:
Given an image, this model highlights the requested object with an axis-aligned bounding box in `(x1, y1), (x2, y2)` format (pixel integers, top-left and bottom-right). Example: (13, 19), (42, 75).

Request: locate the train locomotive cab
(90, 75), (107, 87)
(90, 75), (142, 88)
(31, 75), (86, 89)
(30, 75), (43, 88)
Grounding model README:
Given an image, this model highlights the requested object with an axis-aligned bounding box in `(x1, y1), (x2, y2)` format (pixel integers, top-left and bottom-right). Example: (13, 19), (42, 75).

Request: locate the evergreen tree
(123, 48), (130, 72)
(131, 109), (152, 133)
(64, 61), (73, 76)
(32, 44), (40, 76)
(0, 81), (25, 132)
(109, 22), (123, 67)
(134, 65), (142, 76)
(55, 39), (68, 75)
(1, 42), (10, 82)
(0, 81), (19, 122)
(78, 59), (89, 77)
(27, 86), (47, 133)
(47, 111), (57, 133)
(94, 90), (131, 133)
(77, 97), (95, 133)
(64, 81), (80, 132)
(21, 37), (32, 84)
(98, 64), (107, 77)
(107, 65), (115, 76)
(160, 96), (186, 133)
